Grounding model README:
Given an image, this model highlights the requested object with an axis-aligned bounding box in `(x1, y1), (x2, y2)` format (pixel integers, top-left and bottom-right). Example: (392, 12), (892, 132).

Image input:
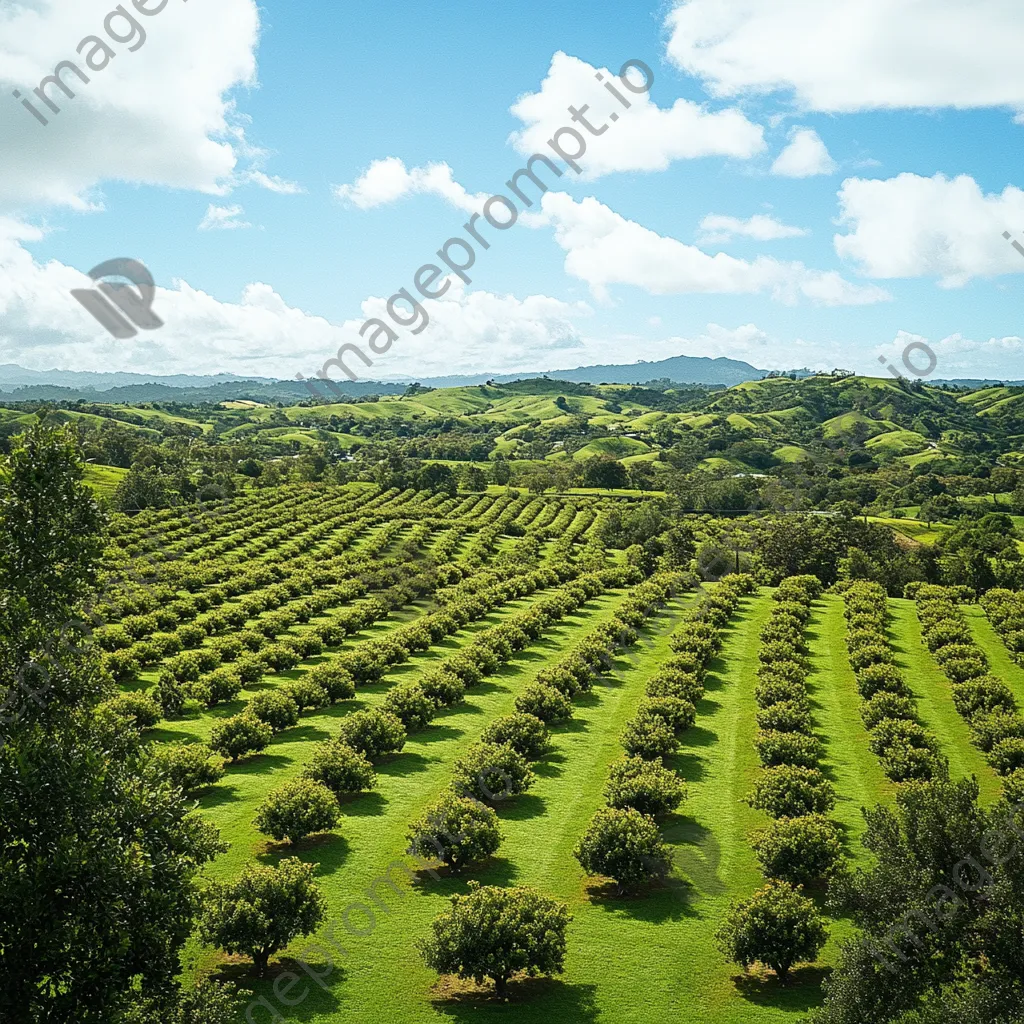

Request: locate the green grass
(887, 599), (1001, 804)
(83, 463), (128, 499)
(964, 604), (1024, 706)
(804, 596), (895, 855)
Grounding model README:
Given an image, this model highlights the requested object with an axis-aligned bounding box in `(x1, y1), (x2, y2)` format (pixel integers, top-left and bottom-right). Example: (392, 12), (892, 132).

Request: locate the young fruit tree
(418, 882), (570, 998)
(573, 807), (671, 893)
(407, 791), (502, 871)
(254, 778), (341, 844)
(715, 880), (827, 983)
(199, 858), (326, 976)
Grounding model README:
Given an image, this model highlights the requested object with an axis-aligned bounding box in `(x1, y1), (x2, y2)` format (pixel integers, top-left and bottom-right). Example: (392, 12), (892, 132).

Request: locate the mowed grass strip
(887, 598), (1001, 803)
(804, 595), (894, 857)
(964, 603), (1024, 706)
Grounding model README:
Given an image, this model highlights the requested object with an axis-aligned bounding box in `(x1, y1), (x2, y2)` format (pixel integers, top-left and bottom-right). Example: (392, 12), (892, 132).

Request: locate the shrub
(302, 741), (376, 795)
(605, 756), (685, 816)
(420, 669), (466, 708)
(750, 816), (844, 885)
(419, 882), (570, 999)
(854, 662), (908, 699)
(645, 670), (704, 704)
(147, 743), (225, 795)
(952, 676), (1016, 718)
(748, 766), (835, 818)
(305, 661), (356, 702)
(715, 880), (827, 983)
(249, 690), (300, 732)
(199, 858), (326, 976)
(407, 791), (502, 870)
(452, 742), (534, 803)
(480, 714), (550, 758)
(861, 692), (916, 730)
(621, 711), (678, 760)
(209, 714), (273, 762)
(757, 700), (812, 734)
(99, 691), (161, 730)
(281, 677), (330, 712)
(515, 682), (573, 723)
(254, 779), (340, 844)
(637, 697), (696, 733)
(755, 730), (824, 769)
(970, 710), (1024, 752)
(259, 644), (301, 673)
(234, 656), (265, 685)
(337, 709), (407, 758)
(848, 644), (894, 672)
(382, 683), (436, 731)
(204, 666), (243, 706)
(573, 807), (671, 892)
(755, 677), (807, 707)
(990, 737), (1024, 775)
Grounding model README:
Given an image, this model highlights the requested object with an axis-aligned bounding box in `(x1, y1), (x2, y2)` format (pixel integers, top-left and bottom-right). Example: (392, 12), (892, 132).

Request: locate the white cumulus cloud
(198, 204), (252, 231)
(508, 51), (766, 179)
(333, 158), (489, 213)
(665, 0), (1024, 114)
(698, 213), (809, 243)
(771, 128), (837, 177)
(0, 0), (272, 211)
(531, 192), (889, 305)
(834, 172), (1024, 286)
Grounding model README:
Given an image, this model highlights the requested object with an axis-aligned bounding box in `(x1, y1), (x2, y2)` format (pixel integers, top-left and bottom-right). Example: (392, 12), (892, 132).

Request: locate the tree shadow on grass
(230, 753), (292, 777)
(495, 793), (546, 820)
(417, 725), (463, 744)
(214, 957), (344, 1021)
(338, 790), (387, 817)
(281, 724), (332, 744)
(198, 783), (242, 810)
(429, 976), (599, 1023)
(582, 873), (699, 922)
(733, 964), (831, 1012)
(669, 749), (708, 783)
(375, 751), (432, 776)
(257, 833), (351, 874)
(149, 725), (204, 745)
(411, 855), (520, 894)
(663, 817), (727, 896)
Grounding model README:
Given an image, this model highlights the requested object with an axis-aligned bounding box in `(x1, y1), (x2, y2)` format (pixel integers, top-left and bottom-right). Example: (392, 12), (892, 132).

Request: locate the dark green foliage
(755, 730), (824, 768)
(99, 691), (161, 730)
(281, 676), (330, 712)
(604, 755), (686, 817)
(199, 858), (326, 976)
(751, 815), (845, 885)
(515, 681), (573, 723)
(748, 765), (836, 818)
(419, 882), (570, 998)
(209, 714), (273, 762)
(407, 791), (502, 870)
(254, 778), (340, 844)
(480, 713), (550, 758)
(305, 660), (356, 702)
(574, 807), (671, 891)
(147, 743), (225, 796)
(452, 742), (534, 803)
(302, 740), (376, 795)
(249, 690), (300, 732)
(382, 682), (436, 731)
(716, 880), (828, 982)
(621, 710), (679, 760)
(337, 709), (407, 758)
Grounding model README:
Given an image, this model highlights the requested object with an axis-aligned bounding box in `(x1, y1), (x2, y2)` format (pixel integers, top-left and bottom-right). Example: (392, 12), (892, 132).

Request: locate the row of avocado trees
(717, 575), (835, 984)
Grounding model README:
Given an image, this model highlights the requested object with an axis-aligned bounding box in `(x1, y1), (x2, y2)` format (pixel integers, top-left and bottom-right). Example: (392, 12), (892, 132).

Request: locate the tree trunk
(254, 950), (270, 977)
(494, 975), (508, 999)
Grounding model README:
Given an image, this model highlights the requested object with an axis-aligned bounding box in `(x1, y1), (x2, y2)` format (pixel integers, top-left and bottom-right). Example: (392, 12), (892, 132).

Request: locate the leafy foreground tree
(813, 777), (1024, 1024)
(0, 422), (228, 1022)
(419, 882), (570, 999)
(573, 807), (671, 893)
(407, 790), (502, 871)
(716, 880), (828, 983)
(199, 858), (326, 977)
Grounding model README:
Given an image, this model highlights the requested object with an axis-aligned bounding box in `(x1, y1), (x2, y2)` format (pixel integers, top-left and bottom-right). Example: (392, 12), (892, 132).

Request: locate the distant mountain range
(1, 357), (1016, 405)
(0, 353), (769, 402)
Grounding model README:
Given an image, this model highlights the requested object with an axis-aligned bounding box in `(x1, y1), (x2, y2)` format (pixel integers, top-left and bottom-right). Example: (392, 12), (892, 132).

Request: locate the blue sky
(2, 0), (1024, 381)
